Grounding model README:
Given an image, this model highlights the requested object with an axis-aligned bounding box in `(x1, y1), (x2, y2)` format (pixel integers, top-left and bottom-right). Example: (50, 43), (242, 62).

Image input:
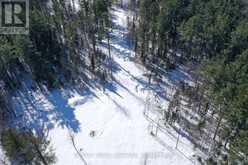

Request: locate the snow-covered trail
(47, 7), (197, 165)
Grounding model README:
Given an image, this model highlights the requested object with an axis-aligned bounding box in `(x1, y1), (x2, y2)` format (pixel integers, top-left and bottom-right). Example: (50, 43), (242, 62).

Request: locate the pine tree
(1, 129), (56, 165)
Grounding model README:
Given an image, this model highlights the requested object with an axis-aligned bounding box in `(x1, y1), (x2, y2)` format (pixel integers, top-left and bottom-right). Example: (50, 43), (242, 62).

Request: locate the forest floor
(11, 6), (200, 165)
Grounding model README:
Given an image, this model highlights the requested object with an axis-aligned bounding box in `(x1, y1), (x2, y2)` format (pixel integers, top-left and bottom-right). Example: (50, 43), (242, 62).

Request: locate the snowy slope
(49, 7), (198, 165)
(11, 6), (199, 165)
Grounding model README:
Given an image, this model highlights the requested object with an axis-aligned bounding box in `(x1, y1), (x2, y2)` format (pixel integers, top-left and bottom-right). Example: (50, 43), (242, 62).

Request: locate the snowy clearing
(11, 6), (200, 165)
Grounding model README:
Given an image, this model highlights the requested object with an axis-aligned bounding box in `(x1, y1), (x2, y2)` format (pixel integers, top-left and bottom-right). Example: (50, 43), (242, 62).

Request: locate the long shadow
(74, 49), (124, 98)
(102, 80), (123, 98)
(11, 80), (54, 133)
(117, 64), (170, 101)
(110, 32), (133, 50)
(113, 78), (145, 104)
(147, 63), (193, 86)
(107, 10), (135, 60)
(100, 37), (135, 62)
(46, 89), (81, 133)
(153, 136), (176, 154)
(104, 15), (171, 101)
(106, 94), (130, 118)
(11, 80), (98, 134)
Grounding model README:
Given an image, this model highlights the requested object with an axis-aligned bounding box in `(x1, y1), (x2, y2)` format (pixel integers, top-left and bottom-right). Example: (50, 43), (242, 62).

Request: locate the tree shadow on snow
(46, 90), (81, 132)
(11, 80), (98, 134)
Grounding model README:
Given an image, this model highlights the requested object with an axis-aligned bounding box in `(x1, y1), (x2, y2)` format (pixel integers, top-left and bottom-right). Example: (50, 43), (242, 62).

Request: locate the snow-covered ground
(11, 6), (199, 165)
(0, 145), (9, 164)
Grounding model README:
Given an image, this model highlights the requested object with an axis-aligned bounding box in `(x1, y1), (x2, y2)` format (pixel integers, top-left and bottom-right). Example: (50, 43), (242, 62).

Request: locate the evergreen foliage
(135, 0), (248, 162)
(1, 129), (56, 165)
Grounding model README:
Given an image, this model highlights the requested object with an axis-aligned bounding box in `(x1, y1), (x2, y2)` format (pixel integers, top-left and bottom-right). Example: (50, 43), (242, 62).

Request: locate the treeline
(133, 0), (248, 163)
(0, 0), (112, 164)
(135, 0), (247, 64)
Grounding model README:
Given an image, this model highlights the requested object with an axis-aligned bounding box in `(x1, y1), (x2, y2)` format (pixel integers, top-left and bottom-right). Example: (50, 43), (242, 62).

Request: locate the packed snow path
(13, 6), (198, 165)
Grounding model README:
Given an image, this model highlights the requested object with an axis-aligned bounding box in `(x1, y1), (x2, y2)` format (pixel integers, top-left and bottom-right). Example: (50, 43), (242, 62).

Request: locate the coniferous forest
(0, 0), (248, 164)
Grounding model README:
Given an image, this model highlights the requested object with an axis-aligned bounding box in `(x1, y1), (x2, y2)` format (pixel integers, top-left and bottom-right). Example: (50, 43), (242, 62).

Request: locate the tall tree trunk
(213, 105), (224, 141)
(107, 33), (112, 77)
(91, 34), (96, 72)
(27, 131), (49, 165)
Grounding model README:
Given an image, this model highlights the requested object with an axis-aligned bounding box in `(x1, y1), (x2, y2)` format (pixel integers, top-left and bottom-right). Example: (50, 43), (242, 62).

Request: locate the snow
(11, 6), (200, 165)
(50, 7), (198, 165)
(0, 146), (9, 165)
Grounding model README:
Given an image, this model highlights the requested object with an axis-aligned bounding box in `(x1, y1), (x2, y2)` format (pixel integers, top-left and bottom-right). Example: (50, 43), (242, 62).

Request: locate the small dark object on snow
(150, 131), (155, 136)
(90, 131), (96, 137)
(197, 156), (202, 163)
